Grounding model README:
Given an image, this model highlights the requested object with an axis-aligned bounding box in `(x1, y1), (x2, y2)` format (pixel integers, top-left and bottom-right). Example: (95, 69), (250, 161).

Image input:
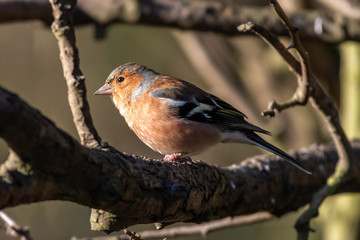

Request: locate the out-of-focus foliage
(317, 42), (360, 240)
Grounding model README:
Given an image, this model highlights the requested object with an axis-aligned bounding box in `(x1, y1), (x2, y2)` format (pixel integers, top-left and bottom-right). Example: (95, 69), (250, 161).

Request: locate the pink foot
(163, 153), (191, 162)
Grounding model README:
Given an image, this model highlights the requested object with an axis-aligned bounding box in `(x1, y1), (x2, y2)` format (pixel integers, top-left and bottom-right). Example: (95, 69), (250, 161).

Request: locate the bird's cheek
(111, 95), (128, 117)
(111, 95), (121, 109)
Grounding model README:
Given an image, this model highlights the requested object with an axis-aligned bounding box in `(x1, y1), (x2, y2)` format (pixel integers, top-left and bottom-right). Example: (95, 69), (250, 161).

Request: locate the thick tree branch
(1, 87), (360, 233)
(0, 0), (360, 43)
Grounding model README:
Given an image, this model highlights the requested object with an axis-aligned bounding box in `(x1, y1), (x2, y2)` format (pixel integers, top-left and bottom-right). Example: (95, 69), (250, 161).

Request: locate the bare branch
(240, 1), (356, 239)
(238, 21), (310, 116)
(123, 229), (142, 240)
(0, 211), (32, 240)
(49, 0), (101, 148)
(270, 0), (311, 105)
(238, 22), (308, 116)
(79, 213), (274, 240)
(0, 0), (360, 43)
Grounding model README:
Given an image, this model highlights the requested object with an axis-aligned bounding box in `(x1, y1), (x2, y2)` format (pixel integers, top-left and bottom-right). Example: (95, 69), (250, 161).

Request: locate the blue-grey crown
(106, 62), (159, 84)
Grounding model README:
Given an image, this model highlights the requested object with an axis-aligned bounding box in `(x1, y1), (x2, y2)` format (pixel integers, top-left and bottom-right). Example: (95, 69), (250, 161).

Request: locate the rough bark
(0, 0), (359, 43)
(1, 87), (360, 232)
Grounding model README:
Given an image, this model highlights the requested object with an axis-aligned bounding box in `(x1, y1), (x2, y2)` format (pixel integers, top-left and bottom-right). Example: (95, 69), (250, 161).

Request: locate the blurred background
(0, 0), (359, 239)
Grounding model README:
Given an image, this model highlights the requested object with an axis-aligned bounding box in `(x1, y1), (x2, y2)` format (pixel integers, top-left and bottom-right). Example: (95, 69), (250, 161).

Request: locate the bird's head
(94, 62), (160, 113)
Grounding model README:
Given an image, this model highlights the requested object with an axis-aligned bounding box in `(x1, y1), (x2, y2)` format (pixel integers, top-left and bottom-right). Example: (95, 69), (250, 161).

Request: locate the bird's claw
(163, 153), (191, 162)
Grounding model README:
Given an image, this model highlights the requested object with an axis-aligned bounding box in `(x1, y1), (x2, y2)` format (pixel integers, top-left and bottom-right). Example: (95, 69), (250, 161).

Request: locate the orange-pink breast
(124, 95), (221, 155)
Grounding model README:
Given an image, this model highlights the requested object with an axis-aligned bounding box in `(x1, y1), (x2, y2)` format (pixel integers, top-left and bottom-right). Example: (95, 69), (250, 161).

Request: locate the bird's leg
(163, 153), (191, 162)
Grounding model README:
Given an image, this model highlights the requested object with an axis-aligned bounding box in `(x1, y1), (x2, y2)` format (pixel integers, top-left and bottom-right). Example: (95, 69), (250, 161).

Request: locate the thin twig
(123, 229), (142, 240)
(77, 212), (274, 240)
(270, 0), (311, 105)
(0, 211), (32, 240)
(238, 22), (308, 116)
(238, 1), (312, 117)
(49, 0), (101, 148)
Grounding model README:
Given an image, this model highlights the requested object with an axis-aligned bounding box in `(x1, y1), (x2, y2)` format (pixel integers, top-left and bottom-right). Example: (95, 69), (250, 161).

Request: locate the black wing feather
(150, 87), (269, 134)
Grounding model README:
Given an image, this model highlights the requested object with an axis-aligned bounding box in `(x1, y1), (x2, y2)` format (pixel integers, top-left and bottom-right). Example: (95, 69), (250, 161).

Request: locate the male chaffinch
(94, 62), (311, 174)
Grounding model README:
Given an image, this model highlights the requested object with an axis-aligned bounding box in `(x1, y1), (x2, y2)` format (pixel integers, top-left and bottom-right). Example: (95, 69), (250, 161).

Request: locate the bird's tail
(246, 132), (312, 174)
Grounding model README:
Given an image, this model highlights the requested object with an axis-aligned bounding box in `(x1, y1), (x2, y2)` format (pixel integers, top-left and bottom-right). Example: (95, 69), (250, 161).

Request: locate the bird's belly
(131, 119), (221, 155)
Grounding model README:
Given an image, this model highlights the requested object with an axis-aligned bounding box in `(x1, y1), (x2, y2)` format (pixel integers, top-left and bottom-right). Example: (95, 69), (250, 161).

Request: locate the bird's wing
(150, 85), (312, 174)
(150, 87), (270, 135)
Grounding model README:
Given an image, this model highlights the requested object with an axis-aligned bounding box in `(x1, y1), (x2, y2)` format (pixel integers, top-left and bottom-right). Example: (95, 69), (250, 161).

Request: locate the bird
(94, 62), (311, 174)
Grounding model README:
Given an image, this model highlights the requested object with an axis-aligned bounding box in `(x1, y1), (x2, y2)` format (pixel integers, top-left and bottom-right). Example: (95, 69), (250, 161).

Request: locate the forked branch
(239, 1), (355, 239)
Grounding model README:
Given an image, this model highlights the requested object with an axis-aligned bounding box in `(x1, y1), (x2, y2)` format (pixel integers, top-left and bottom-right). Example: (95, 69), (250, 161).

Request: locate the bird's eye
(117, 76), (125, 83)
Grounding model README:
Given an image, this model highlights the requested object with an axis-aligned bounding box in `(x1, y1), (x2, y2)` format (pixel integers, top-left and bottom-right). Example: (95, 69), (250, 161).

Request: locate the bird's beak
(94, 83), (114, 95)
